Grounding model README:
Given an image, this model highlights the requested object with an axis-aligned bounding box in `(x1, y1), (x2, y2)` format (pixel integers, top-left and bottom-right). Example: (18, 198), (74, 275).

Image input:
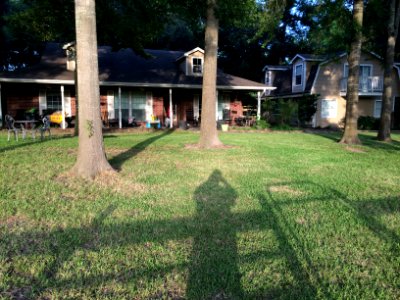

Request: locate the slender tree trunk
(198, 0), (223, 148)
(71, 0), (114, 179)
(377, 0), (400, 142)
(340, 0), (363, 145)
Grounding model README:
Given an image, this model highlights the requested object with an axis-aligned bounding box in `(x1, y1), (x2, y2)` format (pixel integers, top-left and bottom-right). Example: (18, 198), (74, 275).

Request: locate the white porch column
(118, 86), (122, 129)
(169, 88), (173, 128)
(0, 83), (2, 127)
(61, 85), (66, 129)
(257, 91), (261, 120)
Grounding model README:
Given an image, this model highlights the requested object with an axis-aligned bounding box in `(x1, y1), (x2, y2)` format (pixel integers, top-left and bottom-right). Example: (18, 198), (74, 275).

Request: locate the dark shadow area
(0, 134), (73, 154)
(187, 170), (243, 299)
(307, 130), (400, 151)
(2, 178), (399, 298)
(108, 129), (174, 170)
(358, 134), (400, 151)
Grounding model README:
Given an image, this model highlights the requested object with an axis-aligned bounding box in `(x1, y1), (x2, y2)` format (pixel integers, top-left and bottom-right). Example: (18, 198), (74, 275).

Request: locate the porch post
(61, 85), (66, 129)
(0, 83), (2, 127)
(118, 86), (122, 129)
(169, 88), (173, 128)
(257, 91), (261, 120)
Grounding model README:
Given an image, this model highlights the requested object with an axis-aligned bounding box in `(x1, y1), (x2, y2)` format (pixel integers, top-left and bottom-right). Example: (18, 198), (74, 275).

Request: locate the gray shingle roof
(0, 43), (267, 90)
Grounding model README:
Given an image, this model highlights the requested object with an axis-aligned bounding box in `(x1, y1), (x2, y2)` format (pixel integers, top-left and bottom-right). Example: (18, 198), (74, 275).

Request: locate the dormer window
(294, 64), (303, 86)
(192, 57), (203, 74)
(265, 71), (271, 85)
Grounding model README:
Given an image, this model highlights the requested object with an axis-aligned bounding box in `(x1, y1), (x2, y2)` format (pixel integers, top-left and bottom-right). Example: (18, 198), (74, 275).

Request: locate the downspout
(118, 86), (122, 129)
(169, 88), (173, 128)
(257, 91), (261, 120)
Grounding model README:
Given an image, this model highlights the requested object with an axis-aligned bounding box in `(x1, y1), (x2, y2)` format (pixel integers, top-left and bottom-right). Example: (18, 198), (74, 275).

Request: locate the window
(374, 98), (395, 118)
(321, 99), (337, 119)
(192, 57), (202, 74)
(46, 92), (62, 111)
(294, 64), (303, 86)
(115, 91), (147, 123)
(344, 64), (372, 78)
(374, 100), (382, 118)
(217, 94), (230, 121)
(265, 71), (271, 85)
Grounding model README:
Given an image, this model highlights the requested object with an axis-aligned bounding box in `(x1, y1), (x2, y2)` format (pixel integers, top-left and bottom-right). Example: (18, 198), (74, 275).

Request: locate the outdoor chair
(5, 114), (20, 142)
(40, 115), (51, 140)
(18, 122), (38, 140)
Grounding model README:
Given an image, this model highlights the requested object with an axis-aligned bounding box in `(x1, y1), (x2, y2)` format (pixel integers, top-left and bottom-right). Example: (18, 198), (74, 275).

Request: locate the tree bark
(198, 0), (223, 148)
(71, 0), (114, 179)
(377, 0), (400, 142)
(340, 0), (363, 145)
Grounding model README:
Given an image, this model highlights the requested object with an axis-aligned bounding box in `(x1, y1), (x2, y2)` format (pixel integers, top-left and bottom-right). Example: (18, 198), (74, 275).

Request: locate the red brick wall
(7, 96), (39, 118)
(153, 96), (165, 124)
(230, 99), (243, 124)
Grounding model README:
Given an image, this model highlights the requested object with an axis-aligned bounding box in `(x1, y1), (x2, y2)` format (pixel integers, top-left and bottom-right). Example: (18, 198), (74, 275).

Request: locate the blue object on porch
(146, 120), (161, 129)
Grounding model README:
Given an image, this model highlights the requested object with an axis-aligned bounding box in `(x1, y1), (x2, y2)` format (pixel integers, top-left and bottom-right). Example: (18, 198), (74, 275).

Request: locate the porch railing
(340, 76), (383, 94)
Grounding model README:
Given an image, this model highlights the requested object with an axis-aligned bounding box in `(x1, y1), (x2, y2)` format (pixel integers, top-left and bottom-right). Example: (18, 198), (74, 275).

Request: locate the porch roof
(0, 43), (271, 91)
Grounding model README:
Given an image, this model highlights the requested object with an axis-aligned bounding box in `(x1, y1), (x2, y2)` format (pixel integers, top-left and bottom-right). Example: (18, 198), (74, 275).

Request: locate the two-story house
(264, 52), (400, 128)
(0, 43), (271, 129)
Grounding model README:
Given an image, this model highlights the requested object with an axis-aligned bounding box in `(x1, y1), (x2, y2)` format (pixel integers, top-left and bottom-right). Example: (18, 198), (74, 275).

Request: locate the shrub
(358, 116), (379, 130)
(254, 119), (270, 129)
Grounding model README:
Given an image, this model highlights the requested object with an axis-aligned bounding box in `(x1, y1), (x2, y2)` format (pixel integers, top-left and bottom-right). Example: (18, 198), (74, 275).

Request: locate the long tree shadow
(108, 129), (174, 170)
(187, 170), (243, 299)
(256, 190), (320, 299)
(2, 177), (400, 298)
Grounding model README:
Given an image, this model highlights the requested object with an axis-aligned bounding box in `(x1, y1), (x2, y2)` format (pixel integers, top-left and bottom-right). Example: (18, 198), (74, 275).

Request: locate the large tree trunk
(377, 0), (400, 142)
(340, 0), (363, 145)
(198, 0), (223, 148)
(71, 0), (114, 179)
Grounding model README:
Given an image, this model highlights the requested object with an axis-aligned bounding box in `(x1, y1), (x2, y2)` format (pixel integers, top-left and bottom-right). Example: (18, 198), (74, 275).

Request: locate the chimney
(62, 42), (76, 72)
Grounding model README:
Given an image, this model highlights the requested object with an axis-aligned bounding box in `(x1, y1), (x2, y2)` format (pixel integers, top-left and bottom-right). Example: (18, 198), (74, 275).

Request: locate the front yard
(1, 130), (399, 299)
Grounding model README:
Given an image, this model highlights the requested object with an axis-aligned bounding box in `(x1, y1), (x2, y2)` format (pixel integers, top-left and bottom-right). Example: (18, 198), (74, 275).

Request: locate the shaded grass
(0, 130), (400, 299)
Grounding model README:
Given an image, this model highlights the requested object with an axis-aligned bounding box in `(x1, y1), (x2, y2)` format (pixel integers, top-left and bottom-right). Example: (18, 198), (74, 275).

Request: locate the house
(0, 43), (272, 129)
(263, 52), (400, 128)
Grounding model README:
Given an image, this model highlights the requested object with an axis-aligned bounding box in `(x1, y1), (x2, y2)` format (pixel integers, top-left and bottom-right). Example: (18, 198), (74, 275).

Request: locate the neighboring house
(264, 52), (400, 128)
(0, 43), (272, 129)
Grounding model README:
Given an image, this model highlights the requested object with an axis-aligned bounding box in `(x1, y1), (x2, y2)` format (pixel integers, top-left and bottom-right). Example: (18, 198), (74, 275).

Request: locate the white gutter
(0, 77), (274, 91)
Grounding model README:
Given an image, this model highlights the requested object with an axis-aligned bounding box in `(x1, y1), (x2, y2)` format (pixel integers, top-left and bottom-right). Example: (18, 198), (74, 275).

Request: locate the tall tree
(340, 0), (364, 145)
(198, 0), (222, 148)
(71, 0), (113, 179)
(377, 0), (400, 142)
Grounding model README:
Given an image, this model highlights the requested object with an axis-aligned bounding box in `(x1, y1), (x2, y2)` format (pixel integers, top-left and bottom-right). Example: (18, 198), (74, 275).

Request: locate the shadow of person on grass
(187, 170), (243, 299)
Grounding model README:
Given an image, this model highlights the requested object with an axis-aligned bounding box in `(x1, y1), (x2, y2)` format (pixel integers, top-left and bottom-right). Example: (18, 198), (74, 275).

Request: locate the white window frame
(265, 71), (272, 85)
(293, 63), (304, 87)
(46, 90), (62, 111)
(343, 63), (373, 78)
(374, 97), (396, 118)
(192, 57), (203, 75)
(321, 99), (337, 119)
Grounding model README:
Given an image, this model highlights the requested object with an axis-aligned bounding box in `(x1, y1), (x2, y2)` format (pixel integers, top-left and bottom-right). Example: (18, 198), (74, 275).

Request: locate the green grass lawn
(1, 130), (399, 299)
